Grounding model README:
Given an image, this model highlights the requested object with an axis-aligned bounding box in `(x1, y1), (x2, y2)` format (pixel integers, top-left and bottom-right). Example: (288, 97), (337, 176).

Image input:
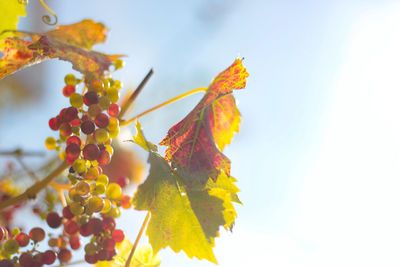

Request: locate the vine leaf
(206, 172), (241, 230)
(0, 0), (26, 39)
(0, 19), (120, 80)
(132, 122), (240, 264)
(160, 59), (249, 186)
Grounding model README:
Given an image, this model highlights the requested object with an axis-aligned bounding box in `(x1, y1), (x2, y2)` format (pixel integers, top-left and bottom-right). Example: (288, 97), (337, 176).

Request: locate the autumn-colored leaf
(45, 19), (108, 49)
(0, 20), (119, 80)
(160, 58), (248, 185)
(132, 122), (240, 263)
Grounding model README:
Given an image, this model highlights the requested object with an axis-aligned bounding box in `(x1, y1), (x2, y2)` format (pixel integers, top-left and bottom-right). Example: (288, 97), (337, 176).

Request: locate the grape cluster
(0, 226), (58, 266)
(0, 61), (134, 266)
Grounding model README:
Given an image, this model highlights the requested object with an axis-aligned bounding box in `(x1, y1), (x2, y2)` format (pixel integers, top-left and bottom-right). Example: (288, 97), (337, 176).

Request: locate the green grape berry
(69, 202), (84, 216)
(4, 239), (19, 254)
(94, 128), (109, 143)
(73, 159), (87, 173)
(68, 174), (78, 185)
(84, 243), (97, 256)
(98, 96), (111, 110)
(87, 196), (104, 213)
(70, 93), (83, 108)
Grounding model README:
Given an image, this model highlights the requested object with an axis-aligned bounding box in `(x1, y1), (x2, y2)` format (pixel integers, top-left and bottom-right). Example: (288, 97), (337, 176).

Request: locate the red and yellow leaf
(160, 59), (248, 185)
(0, 19), (119, 80)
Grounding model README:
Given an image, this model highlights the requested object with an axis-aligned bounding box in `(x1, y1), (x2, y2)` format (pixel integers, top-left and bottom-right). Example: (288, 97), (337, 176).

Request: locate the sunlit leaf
(132, 123), (229, 263)
(0, 20), (120, 80)
(0, 0), (26, 39)
(160, 59), (248, 186)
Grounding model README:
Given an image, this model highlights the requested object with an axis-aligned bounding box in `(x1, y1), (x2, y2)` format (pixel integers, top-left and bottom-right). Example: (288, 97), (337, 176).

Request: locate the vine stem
(119, 69), (154, 119)
(0, 161), (69, 211)
(39, 0), (58, 25)
(125, 212), (151, 267)
(120, 87), (207, 126)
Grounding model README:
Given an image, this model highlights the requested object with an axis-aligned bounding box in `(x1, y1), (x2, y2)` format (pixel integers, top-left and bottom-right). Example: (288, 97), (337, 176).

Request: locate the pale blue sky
(2, 1), (400, 266)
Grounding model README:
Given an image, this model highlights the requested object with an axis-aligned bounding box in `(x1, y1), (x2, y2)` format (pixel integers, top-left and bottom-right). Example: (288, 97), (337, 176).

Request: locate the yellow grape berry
(97, 174), (109, 185)
(45, 136), (57, 150)
(64, 74), (77, 85)
(85, 167), (99, 180)
(59, 150), (66, 161)
(106, 183), (122, 199)
(113, 80), (122, 90)
(88, 80), (103, 92)
(75, 181), (90, 196)
(108, 206), (121, 218)
(106, 88), (119, 103)
(109, 128), (119, 139)
(101, 199), (112, 213)
(102, 78), (110, 90)
(94, 184), (106, 195)
(107, 117), (119, 130)
(11, 228), (20, 237)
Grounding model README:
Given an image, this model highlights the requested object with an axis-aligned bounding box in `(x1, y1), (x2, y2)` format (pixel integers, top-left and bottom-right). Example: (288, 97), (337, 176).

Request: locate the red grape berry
(29, 227), (45, 242)
(46, 212), (62, 228)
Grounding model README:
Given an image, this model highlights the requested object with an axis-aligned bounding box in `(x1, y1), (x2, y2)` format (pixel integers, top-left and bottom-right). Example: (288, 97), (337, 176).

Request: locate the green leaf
(133, 151), (219, 263)
(132, 122), (241, 264)
(206, 172), (241, 230)
(131, 121), (157, 152)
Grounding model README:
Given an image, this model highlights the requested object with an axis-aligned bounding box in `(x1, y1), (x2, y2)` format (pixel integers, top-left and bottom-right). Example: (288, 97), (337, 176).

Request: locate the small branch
(16, 157), (40, 181)
(0, 149), (45, 157)
(120, 87), (207, 126)
(125, 212), (151, 267)
(57, 189), (67, 207)
(49, 182), (71, 191)
(119, 69), (154, 119)
(0, 161), (69, 211)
